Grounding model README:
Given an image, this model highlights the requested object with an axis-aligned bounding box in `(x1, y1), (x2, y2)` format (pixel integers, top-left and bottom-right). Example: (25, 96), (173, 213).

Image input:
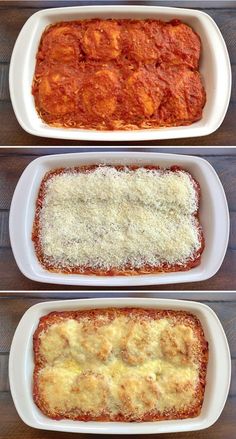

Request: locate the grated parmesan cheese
(38, 166), (202, 270)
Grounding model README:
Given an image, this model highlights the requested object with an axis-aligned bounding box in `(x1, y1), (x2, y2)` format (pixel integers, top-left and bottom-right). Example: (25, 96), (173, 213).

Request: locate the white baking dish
(9, 297), (231, 434)
(9, 5), (231, 142)
(9, 151), (229, 287)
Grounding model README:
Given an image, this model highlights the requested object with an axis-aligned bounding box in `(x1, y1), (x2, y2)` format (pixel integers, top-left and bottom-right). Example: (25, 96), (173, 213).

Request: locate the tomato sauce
(32, 19), (206, 130)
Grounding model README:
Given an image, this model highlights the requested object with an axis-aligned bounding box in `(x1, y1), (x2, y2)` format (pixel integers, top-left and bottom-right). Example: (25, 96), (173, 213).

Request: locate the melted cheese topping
(37, 314), (202, 418)
(38, 166), (201, 270)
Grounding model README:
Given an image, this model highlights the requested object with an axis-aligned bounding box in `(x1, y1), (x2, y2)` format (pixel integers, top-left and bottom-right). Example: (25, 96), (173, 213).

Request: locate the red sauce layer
(32, 19), (206, 130)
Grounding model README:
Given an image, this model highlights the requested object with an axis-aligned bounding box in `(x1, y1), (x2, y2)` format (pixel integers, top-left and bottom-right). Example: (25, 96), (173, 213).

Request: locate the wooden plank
(2, 292), (236, 300)
(232, 357), (236, 396)
(1, 292), (236, 303)
(2, 147), (236, 156)
(0, 208), (235, 252)
(1, 60), (236, 104)
(209, 303), (236, 357)
(1, 100), (236, 146)
(1, 206), (236, 250)
(0, 298), (235, 353)
(0, 153), (236, 209)
(1, 209), (235, 251)
(0, 211), (10, 247)
(0, 101), (94, 146)
(229, 212), (236, 249)
(1, 352), (236, 395)
(0, 7), (235, 64)
(0, 247), (236, 291)
(232, 65), (236, 103)
(0, 64), (9, 101)
(209, 10), (236, 65)
(0, 391), (235, 439)
(0, 354), (9, 392)
(0, 155), (33, 210)
(131, 103), (236, 147)
(1, 1), (236, 8)
(0, 8), (37, 63)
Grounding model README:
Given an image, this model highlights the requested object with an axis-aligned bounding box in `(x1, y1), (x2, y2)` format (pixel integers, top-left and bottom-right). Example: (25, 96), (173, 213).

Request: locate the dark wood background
(0, 292), (235, 439)
(0, 147), (235, 291)
(0, 0), (236, 146)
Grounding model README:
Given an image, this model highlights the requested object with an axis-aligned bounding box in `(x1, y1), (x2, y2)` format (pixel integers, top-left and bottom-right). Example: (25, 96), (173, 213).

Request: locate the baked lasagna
(33, 308), (208, 421)
(32, 165), (204, 275)
(32, 19), (206, 130)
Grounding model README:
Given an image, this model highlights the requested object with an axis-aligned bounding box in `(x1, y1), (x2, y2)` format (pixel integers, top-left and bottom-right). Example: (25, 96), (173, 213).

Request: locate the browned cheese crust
(33, 308), (208, 422)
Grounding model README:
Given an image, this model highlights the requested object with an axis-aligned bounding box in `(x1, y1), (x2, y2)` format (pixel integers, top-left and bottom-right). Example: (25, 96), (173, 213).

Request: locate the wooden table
(0, 2), (235, 438)
(0, 147), (235, 291)
(0, 292), (235, 439)
(0, 0), (236, 146)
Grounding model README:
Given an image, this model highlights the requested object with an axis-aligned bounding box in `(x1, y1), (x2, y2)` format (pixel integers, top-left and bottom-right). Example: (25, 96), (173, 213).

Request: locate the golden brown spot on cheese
(77, 328), (113, 363)
(33, 309), (208, 421)
(121, 320), (155, 365)
(160, 324), (195, 365)
(38, 366), (77, 414)
(118, 375), (159, 415)
(72, 372), (110, 414)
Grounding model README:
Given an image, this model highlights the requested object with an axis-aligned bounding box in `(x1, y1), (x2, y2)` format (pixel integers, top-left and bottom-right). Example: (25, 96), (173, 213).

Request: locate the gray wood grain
(0, 374), (235, 439)
(5, 351), (236, 395)
(0, 152), (236, 209)
(2, 209), (236, 250)
(1, 101), (236, 146)
(0, 211), (9, 247)
(0, 247), (236, 291)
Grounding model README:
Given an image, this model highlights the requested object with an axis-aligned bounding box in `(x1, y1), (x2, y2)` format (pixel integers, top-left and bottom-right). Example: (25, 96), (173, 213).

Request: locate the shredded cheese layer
(38, 166), (202, 270)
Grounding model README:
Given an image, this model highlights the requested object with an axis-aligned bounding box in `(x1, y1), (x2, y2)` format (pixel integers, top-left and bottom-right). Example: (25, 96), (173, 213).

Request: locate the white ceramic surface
(9, 5), (231, 141)
(9, 151), (229, 286)
(9, 297), (231, 434)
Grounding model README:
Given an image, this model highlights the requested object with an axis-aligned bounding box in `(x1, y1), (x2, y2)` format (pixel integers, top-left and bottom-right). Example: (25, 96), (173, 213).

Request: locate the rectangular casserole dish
(9, 151), (229, 286)
(9, 5), (231, 142)
(9, 297), (231, 434)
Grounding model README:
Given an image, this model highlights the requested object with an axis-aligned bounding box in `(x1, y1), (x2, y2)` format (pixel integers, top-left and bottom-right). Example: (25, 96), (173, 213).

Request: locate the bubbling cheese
(34, 309), (207, 420)
(36, 166), (203, 271)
